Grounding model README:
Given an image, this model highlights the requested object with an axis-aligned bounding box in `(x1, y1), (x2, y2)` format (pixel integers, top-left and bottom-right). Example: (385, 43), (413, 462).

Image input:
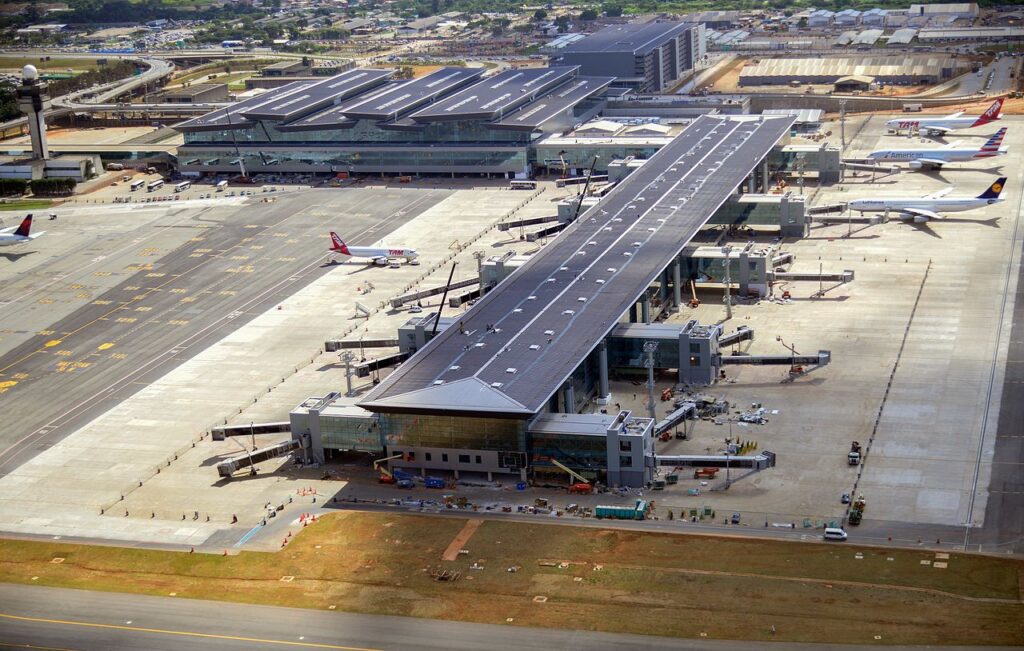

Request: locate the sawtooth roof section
(174, 82), (311, 132)
(359, 114), (795, 417)
(489, 76), (614, 131)
(240, 68), (393, 121)
(340, 66), (485, 121)
(409, 66), (579, 122)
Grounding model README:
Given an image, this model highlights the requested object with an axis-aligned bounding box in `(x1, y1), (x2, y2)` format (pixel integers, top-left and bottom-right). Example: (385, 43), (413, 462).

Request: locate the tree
(533, 9), (547, 21)
(579, 8), (598, 21)
(554, 14), (570, 33)
(602, 5), (622, 17)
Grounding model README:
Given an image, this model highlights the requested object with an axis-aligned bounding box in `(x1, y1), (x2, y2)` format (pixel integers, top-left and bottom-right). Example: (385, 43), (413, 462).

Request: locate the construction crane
(550, 458), (593, 494)
(374, 454), (403, 484)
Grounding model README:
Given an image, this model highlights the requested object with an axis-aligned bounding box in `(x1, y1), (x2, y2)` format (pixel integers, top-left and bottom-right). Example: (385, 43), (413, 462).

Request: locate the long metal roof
(409, 67), (579, 122)
(489, 76), (614, 131)
(240, 69), (392, 121)
(557, 21), (695, 56)
(359, 114), (794, 417)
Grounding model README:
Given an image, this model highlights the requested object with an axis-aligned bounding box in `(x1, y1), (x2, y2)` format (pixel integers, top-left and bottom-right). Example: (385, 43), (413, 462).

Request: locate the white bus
(129, 179), (145, 192)
(174, 181), (191, 192)
(509, 180), (537, 190)
(215, 180), (228, 192)
(146, 179), (164, 192)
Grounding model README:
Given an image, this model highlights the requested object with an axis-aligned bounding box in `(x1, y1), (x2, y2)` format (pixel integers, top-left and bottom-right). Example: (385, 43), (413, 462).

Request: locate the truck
(694, 467), (720, 479)
(848, 441), (862, 466)
(424, 476), (446, 489)
(848, 495), (866, 525)
(595, 499), (647, 520)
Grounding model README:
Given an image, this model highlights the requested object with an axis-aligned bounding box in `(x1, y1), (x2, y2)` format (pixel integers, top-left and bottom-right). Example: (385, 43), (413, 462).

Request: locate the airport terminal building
(175, 66), (612, 177)
(289, 115), (795, 487)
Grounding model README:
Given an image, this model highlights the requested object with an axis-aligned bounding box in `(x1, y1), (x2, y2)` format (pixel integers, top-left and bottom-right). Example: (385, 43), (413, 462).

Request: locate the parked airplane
(848, 177), (1006, 222)
(886, 98), (1003, 136)
(0, 214), (44, 247)
(868, 127), (1008, 169)
(328, 231), (419, 265)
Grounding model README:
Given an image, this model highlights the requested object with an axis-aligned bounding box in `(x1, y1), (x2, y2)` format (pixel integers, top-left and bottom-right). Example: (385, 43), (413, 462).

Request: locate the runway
(0, 583), (989, 651)
(0, 188), (447, 477)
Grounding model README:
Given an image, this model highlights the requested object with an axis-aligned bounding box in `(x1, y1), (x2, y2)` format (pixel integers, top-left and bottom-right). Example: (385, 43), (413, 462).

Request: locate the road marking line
(0, 613), (380, 651)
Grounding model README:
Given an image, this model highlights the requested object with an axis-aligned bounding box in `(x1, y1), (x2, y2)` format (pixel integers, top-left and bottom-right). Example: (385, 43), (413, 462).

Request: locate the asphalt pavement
(0, 188), (446, 478)
(0, 583), (1004, 651)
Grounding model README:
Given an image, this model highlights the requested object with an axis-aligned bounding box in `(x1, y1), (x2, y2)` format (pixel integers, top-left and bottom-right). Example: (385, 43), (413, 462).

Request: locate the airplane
(868, 127), (1008, 169)
(0, 214), (45, 247)
(328, 231), (419, 265)
(885, 97), (1003, 136)
(848, 177), (1007, 223)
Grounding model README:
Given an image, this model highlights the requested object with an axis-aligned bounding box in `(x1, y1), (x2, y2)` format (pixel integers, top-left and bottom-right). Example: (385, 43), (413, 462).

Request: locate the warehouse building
(739, 55), (964, 86)
(550, 21), (706, 93)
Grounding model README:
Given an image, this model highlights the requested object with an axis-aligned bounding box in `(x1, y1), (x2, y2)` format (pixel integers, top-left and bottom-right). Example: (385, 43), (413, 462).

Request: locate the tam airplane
(848, 177), (1006, 222)
(328, 231), (419, 265)
(886, 97), (1003, 136)
(868, 127), (1008, 169)
(0, 214), (45, 247)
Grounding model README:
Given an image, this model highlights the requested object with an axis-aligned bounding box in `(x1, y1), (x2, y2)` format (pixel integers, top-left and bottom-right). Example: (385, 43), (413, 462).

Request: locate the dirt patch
(442, 518), (482, 561)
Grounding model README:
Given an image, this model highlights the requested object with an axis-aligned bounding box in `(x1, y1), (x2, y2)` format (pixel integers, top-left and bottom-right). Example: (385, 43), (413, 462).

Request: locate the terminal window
(459, 454), (471, 464)
(425, 453), (432, 461)
(475, 455), (482, 464)
(690, 356), (701, 367)
(442, 453), (449, 462)
(619, 455), (633, 468)
(620, 440), (632, 452)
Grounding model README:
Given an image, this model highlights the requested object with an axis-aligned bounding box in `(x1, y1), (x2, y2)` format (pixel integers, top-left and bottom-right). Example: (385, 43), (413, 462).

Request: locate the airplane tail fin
(977, 177), (1007, 200)
(979, 127), (1007, 153)
(328, 231), (350, 254)
(971, 97), (1004, 127)
(13, 214), (32, 238)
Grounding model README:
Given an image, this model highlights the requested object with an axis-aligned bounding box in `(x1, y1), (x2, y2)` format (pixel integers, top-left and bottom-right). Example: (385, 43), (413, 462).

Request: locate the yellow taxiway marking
(0, 641), (78, 650)
(0, 380), (17, 394)
(97, 343), (115, 351)
(43, 340), (61, 348)
(0, 613), (382, 651)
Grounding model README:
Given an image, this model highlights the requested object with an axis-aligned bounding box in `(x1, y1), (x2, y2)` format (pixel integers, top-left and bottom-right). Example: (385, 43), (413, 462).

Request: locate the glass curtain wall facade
(379, 413), (528, 453)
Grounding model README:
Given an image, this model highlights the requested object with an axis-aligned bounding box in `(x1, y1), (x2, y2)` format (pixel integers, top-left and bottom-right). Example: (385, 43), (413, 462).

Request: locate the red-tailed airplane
(328, 231), (419, 265)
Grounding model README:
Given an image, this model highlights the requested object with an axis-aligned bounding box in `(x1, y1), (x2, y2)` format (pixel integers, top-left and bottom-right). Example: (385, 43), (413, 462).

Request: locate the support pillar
(761, 159), (769, 192)
(629, 303), (638, 323)
(641, 295), (651, 324)
(672, 258), (682, 309)
(747, 174), (755, 193)
(563, 383), (576, 414)
(597, 340), (610, 405)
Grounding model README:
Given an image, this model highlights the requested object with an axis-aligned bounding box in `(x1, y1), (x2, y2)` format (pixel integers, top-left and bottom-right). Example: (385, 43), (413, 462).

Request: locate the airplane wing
(904, 207), (944, 221)
(924, 125), (953, 134)
(914, 158), (949, 168)
(923, 187), (954, 199)
(941, 141), (960, 149)
(945, 111), (965, 119)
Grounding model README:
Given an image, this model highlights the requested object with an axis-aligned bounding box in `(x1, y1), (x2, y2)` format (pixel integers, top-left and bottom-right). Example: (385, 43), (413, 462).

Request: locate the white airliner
(328, 231), (419, 265)
(868, 128), (1008, 169)
(848, 177), (1006, 222)
(0, 214), (45, 247)
(886, 98), (1003, 136)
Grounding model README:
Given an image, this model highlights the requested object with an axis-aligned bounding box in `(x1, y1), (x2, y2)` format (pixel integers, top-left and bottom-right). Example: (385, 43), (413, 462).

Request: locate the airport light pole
(340, 351), (356, 397)
(839, 99), (847, 149)
(643, 341), (658, 421)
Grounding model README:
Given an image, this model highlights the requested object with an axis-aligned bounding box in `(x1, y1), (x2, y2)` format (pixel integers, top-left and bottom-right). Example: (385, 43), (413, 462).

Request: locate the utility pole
(839, 99), (847, 150)
(340, 351), (356, 397)
(643, 341), (658, 421)
(723, 245), (733, 320)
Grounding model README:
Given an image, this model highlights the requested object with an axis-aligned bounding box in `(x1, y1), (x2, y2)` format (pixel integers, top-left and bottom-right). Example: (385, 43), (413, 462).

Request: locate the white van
(823, 527), (848, 541)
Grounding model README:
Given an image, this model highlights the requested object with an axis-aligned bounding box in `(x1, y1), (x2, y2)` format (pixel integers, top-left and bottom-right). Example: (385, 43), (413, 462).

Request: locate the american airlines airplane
(0, 214), (44, 247)
(848, 177), (1006, 222)
(885, 98), (1003, 136)
(328, 231), (419, 265)
(868, 128), (1008, 169)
